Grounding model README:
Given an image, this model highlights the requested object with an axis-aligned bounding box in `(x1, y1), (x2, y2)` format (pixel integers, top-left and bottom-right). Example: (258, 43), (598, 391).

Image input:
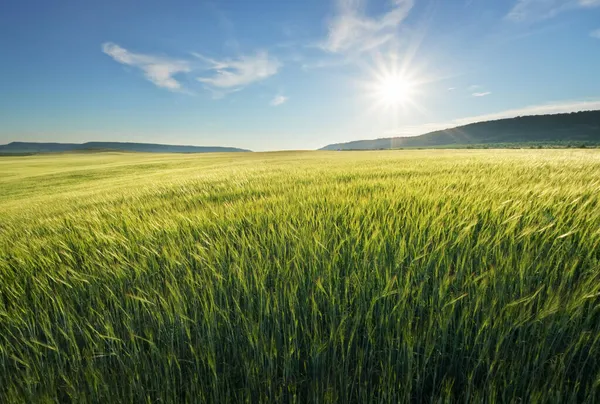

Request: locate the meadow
(1, 150), (600, 403)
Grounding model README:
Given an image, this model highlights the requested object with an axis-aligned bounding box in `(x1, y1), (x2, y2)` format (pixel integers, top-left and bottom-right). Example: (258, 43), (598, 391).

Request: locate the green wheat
(1, 149), (599, 403)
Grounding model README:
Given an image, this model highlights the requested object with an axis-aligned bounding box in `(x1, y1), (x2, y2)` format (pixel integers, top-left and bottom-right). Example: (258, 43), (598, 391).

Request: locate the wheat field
(1, 150), (600, 402)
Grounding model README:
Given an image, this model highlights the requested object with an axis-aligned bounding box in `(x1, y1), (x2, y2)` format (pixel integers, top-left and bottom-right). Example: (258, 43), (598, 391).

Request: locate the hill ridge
(0, 141), (251, 154)
(320, 110), (600, 150)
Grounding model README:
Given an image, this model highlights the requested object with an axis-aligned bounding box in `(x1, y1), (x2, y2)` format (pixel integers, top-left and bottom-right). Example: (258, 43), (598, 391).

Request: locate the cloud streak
(472, 91), (491, 97)
(321, 0), (414, 54)
(102, 43), (191, 92)
(102, 43), (281, 96)
(270, 95), (288, 106)
(392, 100), (600, 137)
(507, 0), (600, 22)
(195, 51), (280, 90)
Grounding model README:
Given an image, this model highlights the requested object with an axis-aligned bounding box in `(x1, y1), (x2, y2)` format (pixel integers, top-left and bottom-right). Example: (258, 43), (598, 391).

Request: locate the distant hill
(320, 110), (600, 150)
(0, 141), (251, 154)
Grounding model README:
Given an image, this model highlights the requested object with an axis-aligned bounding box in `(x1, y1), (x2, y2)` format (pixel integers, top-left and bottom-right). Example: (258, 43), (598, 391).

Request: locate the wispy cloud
(472, 91), (491, 97)
(591, 28), (600, 38)
(507, 0), (600, 22)
(102, 41), (282, 97)
(468, 84), (482, 91)
(102, 42), (191, 92)
(195, 51), (280, 90)
(301, 58), (350, 71)
(391, 99), (600, 137)
(270, 95), (288, 106)
(320, 0), (414, 54)
(447, 87), (456, 91)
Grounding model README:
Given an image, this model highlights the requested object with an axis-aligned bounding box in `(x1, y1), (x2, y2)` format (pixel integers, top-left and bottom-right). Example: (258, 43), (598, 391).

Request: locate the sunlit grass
(1, 150), (599, 402)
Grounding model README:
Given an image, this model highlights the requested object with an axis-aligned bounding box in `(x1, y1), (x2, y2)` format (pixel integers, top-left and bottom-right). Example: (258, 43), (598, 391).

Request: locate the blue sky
(1, 0), (600, 151)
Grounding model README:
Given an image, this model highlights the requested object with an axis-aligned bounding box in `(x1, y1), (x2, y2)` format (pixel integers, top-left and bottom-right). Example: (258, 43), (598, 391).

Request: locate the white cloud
(507, 0), (600, 22)
(468, 84), (482, 91)
(392, 100), (600, 137)
(472, 91), (491, 97)
(591, 28), (600, 38)
(321, 0), (414, 54)
(447, 87), (456, 91)
(102, 42), (191, 92)
(301, 58), (350, 71)
(270, 95), (288, 106)
(195, 51), (280, 90)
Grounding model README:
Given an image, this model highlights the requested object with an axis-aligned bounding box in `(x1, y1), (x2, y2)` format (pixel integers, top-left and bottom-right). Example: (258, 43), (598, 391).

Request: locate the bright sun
(362, 55), (427, 115)
(374, 74), (415, 107)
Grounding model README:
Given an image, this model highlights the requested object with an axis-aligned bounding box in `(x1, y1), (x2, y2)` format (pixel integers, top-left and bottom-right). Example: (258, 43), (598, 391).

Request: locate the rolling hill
(320, 110), (600, 150)
(0, 141), (251, 154)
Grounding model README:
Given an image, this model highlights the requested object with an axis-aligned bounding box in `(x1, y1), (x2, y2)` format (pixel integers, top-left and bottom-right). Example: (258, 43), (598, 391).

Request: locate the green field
(1, 150), (600, 402)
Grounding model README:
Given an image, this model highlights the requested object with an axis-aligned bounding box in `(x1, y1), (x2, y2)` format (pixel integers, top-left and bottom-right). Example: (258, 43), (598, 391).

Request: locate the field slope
(1, 150), (600, 402)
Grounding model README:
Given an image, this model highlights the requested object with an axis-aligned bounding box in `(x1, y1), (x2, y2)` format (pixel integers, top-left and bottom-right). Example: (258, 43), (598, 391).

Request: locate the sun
(360, 54), (430, 116)
(374, 73), (415, 107)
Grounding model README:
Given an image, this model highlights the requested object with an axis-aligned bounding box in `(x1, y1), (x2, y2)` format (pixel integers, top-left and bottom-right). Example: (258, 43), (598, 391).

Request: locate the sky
(1, 0), (600, 151)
